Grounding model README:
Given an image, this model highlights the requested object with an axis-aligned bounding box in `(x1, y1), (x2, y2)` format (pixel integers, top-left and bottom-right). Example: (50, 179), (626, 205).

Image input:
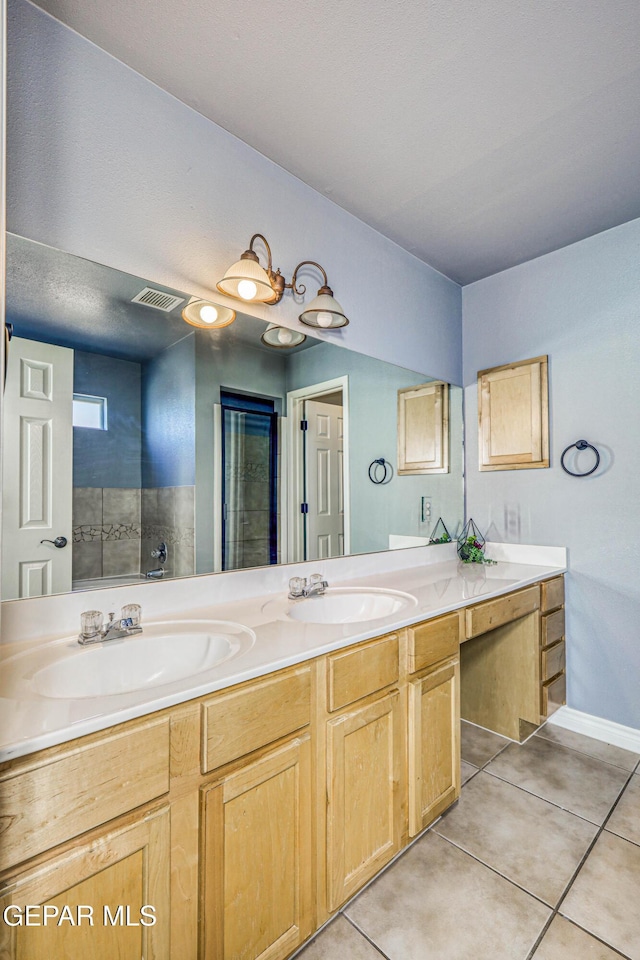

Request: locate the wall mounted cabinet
(478, 355), (549, 471)
(397, 381), (449, 475)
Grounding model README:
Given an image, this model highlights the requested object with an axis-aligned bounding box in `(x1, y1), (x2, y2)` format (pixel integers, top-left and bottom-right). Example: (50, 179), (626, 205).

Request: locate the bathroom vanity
(0, 552), (566, 960)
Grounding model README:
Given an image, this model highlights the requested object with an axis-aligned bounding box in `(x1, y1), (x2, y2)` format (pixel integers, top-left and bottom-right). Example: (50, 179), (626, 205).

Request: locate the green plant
(458, 536), (497, 564)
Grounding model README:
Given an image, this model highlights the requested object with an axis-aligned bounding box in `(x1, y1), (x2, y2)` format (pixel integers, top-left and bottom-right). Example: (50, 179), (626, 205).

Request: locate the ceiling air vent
(131, 287), (185, 312)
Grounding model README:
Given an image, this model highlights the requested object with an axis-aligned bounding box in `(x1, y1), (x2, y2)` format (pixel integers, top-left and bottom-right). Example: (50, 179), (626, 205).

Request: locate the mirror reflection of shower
(2, 234), (465, 600)
(146, 541), (167, 579)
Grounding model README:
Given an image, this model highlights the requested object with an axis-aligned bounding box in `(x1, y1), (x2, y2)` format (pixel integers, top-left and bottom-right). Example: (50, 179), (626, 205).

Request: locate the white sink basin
(282, 587), (417, 624)
(1, 620), (256, 700)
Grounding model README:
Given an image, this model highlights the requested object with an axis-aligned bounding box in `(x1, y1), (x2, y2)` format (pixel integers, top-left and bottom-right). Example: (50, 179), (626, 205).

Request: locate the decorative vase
(429, 517), (452, 544)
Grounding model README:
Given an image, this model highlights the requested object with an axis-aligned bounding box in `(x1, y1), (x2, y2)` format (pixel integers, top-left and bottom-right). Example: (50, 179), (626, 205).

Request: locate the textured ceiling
(27, 0), (640, 284)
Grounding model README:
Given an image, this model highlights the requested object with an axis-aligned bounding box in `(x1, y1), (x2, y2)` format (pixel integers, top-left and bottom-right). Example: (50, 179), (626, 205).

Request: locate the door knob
(40, 536), (68, 548)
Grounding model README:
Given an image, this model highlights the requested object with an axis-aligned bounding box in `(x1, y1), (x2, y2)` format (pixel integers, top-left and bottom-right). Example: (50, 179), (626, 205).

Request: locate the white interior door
(304, 399), (344, 560)
(2, 336), (74, 599)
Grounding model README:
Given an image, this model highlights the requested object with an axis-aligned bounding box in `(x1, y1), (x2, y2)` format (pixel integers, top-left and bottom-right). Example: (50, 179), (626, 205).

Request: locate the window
(72, 394), (108, 430)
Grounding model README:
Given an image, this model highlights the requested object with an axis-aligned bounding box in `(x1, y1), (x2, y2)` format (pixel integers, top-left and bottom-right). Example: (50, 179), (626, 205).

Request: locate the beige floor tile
(460, 760), (478, 785)
(295, 916), (383, 959)
(486, 736), (628, 824)
(434, 772), (597, 905)
(535, 724), (640, 772)
(345, 832), (550, 960)
(561, 831), (640, 960)
(606, 774), (640, 846)
(460, 720), (509, 767)
(533, 915), (626, 959)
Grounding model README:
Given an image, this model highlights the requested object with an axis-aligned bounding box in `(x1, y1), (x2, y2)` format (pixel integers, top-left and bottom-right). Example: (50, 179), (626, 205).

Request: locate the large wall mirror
(2, 233), (464, 601)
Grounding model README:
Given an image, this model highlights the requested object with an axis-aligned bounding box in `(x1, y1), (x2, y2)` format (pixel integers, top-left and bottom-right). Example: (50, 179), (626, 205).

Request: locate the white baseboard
(548, 706), (640, 755)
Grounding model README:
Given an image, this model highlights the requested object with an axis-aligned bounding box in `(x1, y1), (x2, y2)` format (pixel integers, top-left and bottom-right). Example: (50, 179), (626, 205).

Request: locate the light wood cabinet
(0, 574), (564, 959)
(540, 576), (567, 718)
(200, 735), (313, 960)
(327, 633), (399, 711)
(478, 355), (549, 471)
(201, 666), (311, 773)
(0, 714), (170, 872)
(397, 381), (449, 475)
(408, 658), (460, 836)
(326, 691), (403, 911)
(461, 574), (566, 738)
(0, 805), (170, 960)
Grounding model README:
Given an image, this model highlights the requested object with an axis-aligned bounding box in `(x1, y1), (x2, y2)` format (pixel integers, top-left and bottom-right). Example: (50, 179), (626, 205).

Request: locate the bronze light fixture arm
(287, 260), (333, 298)
(245, 233), (285, 303)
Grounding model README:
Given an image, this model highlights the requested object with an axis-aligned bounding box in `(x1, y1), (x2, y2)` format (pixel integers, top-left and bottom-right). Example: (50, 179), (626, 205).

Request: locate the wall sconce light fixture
(217, 233), (349, 328)
(260, 323), (307, 349)
(181, 298), (236, 329)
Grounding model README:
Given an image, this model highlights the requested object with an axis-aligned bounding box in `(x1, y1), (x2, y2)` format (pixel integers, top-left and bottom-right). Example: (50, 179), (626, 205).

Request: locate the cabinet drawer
(202, 666), (311, 773)
(408, 613), (459, 674)
(541, 671), (566, 717)
(328, 634), (399, 712)
(541, 608), (565, 648)
(541, 576), (564, 613)
(0, 716), (170, 872)
(465, 585), (540, 639)
(541, 639), (565, 682)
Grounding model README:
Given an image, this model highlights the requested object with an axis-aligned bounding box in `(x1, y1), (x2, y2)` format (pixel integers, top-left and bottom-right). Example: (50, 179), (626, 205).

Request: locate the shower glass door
(220, 392), (278, 571)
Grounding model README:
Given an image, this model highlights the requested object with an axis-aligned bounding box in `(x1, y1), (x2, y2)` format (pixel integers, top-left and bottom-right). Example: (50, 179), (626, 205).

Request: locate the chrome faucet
(288, 573), (329, 600)
(78, 607), (143, 645)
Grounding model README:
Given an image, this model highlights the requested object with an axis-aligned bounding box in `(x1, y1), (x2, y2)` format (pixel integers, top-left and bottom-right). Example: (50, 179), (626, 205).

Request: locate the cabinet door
(408, 658), (460, 837)
(397, 381), (449, 475)
(0, 806), (170, 960)
(478, 355), (549, 470)
(326, 691), (403, 912)
(201, 735), (313, 960)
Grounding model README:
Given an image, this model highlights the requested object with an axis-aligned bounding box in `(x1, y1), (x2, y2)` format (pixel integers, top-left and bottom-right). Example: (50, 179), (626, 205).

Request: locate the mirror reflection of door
(220, 392), (278, 571)
(1, 336), (73, 598)
(303, 394), (345, 561)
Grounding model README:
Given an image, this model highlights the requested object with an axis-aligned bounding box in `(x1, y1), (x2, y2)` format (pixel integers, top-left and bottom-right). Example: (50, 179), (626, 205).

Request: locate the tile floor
(296, 721), (640, 960)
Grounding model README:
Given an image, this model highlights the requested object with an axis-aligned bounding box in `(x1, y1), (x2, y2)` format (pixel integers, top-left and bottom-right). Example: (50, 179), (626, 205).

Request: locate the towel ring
(560, 439), (600, 477)
(368, 458), (393, 484)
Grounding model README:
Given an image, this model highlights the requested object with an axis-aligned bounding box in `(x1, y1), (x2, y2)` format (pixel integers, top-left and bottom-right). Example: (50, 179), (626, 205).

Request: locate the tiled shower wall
(73, 486), (195, 583)
(141, 486), (195, 579)
(72, 488), (141, 582)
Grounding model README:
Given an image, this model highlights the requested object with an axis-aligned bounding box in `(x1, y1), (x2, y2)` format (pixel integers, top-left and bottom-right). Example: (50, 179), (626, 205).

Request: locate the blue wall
(142, 334), (196, 488)
(73, 350), (141, 488)
(287, 344), (464, 554)
(7, 0), (462, 386)
(463, 216), (640, 730)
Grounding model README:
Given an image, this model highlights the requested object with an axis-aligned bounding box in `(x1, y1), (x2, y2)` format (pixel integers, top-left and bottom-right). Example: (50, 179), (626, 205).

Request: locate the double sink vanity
(0, 542), (567, 960)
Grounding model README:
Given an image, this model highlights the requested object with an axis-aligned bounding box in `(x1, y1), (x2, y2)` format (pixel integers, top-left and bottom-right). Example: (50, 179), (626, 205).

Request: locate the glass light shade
(299, 291), (349, 328)
(181, 299), (236, 329)
(260, 323), (306, 349)
(217, 257), (276, 302)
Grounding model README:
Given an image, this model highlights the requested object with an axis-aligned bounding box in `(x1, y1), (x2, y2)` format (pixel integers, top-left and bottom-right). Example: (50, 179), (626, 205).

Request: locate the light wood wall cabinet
(397, 381), (449, 475)
(0, 576), (564, 959)
(478, 355), (549, 471)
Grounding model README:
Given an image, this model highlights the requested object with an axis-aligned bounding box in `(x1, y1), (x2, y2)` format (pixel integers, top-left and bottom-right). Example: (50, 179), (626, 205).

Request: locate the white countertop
(0, 545), (566, 763)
